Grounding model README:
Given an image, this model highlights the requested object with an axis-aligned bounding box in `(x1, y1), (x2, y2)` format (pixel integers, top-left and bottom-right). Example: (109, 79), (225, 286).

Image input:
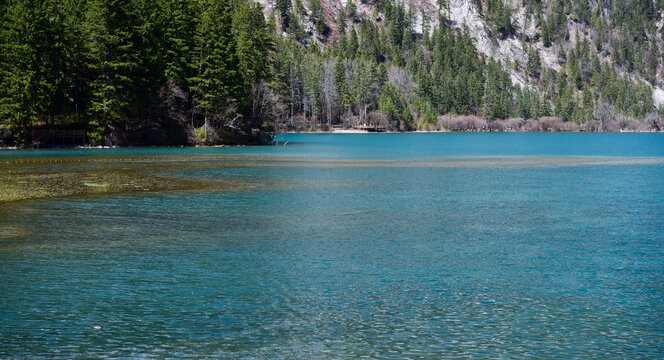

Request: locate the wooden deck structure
(34, 129), (87, 146)
(354, 124), (387, 132)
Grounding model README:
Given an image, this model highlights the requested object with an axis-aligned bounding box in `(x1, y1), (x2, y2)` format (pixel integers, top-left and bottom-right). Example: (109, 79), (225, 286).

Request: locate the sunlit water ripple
(1, 133), (663, 358)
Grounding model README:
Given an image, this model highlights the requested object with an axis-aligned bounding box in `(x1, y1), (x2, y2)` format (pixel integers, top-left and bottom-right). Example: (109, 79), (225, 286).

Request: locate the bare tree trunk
(204, 116), (208, 142)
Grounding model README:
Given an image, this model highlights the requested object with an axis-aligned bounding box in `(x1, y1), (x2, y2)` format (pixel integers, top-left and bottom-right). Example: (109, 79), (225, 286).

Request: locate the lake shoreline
(287, 129), (664, 134)
(284, 115), (663, 133)
(2, 127), (662, 149)
(0, 144), (262, 150)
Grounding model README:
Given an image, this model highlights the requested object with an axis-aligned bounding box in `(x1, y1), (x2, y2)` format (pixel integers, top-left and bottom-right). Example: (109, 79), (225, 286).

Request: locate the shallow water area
(1, 133), (663, 358)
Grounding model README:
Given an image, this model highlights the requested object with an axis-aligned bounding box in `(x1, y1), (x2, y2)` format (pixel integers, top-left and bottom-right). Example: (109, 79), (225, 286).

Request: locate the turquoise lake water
(1, 133), (663, 358)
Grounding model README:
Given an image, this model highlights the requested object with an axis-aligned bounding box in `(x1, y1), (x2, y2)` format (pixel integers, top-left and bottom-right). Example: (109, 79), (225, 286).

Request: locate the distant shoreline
(0, 144), (254, 150)
(2, 129), (662, 150)
(284, 129), (663, 134)
(283, 115), (663, 134)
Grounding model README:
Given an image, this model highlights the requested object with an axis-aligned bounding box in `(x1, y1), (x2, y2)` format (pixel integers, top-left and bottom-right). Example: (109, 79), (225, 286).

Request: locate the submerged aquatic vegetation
(2, 154), (663, 203)
(0, 225), (30, 239)
(0, 156), (236, 202)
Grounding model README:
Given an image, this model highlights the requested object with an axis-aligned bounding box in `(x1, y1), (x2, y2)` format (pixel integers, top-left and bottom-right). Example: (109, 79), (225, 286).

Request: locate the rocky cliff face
(259, 0), (664, 108)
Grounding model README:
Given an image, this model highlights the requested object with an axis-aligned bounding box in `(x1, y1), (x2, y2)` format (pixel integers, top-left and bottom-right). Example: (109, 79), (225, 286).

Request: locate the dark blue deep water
(1, 133), (663, 358)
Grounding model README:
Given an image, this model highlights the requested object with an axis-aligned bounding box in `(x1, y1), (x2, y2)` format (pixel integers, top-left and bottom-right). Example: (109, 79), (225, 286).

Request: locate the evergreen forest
(1, 0), (663, 147)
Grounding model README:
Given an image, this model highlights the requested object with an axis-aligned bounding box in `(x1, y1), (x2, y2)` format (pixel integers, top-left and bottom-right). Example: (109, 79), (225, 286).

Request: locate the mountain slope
(262, 0), (664, 131)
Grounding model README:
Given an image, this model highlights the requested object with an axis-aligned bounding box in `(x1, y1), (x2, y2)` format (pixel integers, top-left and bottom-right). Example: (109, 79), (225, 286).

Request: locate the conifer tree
(83, 0), (142, 143)
(0, 0), (41, 144)
(347, 29), (359, 59)
(421, 100), (437, 125)
(527, 46), (541, 80)
(310, 0), (325, 34)
(189, 0), (241, 128)
(334, 59), (350, 114)
(276, 0), (291, 29)
(162, 0), (197, 86)
(336, 6), (346, 36)
(233, 1), (274, 101)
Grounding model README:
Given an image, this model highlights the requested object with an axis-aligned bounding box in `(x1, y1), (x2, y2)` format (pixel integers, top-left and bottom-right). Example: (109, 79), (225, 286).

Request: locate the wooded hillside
(1, 0), (663, 147)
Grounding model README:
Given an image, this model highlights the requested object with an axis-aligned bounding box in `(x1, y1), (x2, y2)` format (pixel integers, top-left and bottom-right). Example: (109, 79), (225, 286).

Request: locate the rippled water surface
(1, 133), (663, 358)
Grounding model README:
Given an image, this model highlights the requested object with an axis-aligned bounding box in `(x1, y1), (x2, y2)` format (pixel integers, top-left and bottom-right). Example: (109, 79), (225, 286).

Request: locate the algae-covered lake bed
(3, 152), (664, 203)
(0, 154), (326, 202)
(0, 156), (225, 202)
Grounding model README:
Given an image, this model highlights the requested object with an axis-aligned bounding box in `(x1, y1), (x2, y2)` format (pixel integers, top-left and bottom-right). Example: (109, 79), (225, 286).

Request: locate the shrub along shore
(284, 114), (664, 133)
